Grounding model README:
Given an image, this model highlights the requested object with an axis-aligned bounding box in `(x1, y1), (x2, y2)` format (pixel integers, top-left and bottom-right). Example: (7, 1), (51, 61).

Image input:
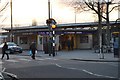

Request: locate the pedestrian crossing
(19, 58), (32, 61)
(1, 57), (58, 63)
(0, 61), (3, 64)
(5, 60), (19, 62)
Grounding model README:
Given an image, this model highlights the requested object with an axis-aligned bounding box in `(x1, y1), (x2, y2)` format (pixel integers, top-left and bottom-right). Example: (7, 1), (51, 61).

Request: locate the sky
(0, 0), (119, 30)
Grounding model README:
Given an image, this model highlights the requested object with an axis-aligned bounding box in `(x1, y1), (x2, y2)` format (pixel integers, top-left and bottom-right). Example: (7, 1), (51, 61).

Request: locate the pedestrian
(71, 37), (74, 50)
(48, 38), (52, 56)
(30, 42), (37, 59)
(113, 38), (119, 58)
(67, 38), (71, 51)
(1, 42), (9, 60)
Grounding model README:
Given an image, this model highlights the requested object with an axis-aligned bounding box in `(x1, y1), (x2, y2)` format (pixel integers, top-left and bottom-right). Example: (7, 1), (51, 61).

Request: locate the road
(0, 52), (119, 79)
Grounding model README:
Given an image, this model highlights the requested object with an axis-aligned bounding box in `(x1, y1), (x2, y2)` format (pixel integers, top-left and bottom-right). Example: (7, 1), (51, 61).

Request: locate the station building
(2, 21), (120, 51)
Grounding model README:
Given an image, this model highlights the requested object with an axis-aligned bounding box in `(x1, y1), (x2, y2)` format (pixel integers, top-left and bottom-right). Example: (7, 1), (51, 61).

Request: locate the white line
(55, 63), (117, 78)
(45, 58), (53, 59)
(55, 64), (62, 67)
(45, 58), (58, 60)
(6, 60), (19, 62)
(36, 58), (45, 60)
(1, 68), (17, 78)
(52, 59), (58, 60)
(2, 68), (6, 72)
(78, 61), (118, 67)
(3, 72), (17, 78)
(19, 59), (32, 61)
(0, 62), (3, 64)
(82, 69), (116, 78)
(82, 69), (94, 75)
(0, 72), (4, 80)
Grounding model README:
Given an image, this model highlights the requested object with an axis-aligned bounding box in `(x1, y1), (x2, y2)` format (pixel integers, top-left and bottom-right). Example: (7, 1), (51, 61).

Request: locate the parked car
(0, 42), (22, 54)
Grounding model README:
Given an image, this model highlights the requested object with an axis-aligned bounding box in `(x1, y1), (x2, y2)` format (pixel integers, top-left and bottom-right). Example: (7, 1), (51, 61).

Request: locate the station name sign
(38, 31), (96, 35)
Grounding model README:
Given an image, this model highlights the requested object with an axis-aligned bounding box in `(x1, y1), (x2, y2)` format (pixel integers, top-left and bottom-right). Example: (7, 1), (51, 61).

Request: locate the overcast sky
(0, 0), (119, 29)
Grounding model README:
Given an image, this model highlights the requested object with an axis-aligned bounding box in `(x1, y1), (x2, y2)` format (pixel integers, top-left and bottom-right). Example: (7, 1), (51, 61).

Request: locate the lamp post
(10, 0), (13, 42)
(74, 7), (77, 23)
(48, 0), (50, 19)
(106, 0), (111, 53)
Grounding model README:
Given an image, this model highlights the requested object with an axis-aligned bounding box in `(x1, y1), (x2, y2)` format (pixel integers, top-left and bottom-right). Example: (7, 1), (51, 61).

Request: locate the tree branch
(0, 2), (9, 13)
(109, 5), (120, 13)
(84, 1), (107, 20)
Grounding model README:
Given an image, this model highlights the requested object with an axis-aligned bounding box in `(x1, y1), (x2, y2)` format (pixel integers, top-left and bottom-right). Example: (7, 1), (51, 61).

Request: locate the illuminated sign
(37, 31), (96, 35)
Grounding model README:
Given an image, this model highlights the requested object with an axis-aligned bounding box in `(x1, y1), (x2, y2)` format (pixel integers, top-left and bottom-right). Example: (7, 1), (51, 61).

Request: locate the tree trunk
(106, 2), (111, 52)
(98, 2), (104, 59)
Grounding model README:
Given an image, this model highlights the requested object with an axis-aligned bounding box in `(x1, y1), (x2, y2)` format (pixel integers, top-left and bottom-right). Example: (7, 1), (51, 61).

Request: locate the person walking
(113, 37), (119, 58)
(71, 37), (74, 50)
(1, 42), (9, 60)
(30, 42), (37, 59)
(67, 38), (71, 51)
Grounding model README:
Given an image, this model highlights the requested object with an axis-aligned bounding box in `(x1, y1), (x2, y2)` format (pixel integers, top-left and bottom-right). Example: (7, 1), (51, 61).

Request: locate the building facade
(2, 21), (120, 51)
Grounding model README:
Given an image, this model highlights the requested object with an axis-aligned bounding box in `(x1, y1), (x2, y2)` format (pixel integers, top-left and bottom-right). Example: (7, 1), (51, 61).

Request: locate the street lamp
(48, 0), (50, 19)
(10, 0), (13, 42)
(106, 0), (112, 52)
(74, 7), (77, 23)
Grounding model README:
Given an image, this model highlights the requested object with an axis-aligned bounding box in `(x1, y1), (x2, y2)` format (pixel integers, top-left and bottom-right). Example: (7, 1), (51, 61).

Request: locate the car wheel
(19, 51), (22, 53)
(10, 51), (14, 54)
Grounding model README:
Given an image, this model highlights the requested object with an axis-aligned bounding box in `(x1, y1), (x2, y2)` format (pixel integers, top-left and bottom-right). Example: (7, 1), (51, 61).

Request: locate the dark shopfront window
(80, 35), (88, 43)
(20, 37), (28, 44)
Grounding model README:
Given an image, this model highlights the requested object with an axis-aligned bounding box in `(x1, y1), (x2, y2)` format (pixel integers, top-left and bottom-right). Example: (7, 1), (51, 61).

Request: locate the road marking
(36, 58), (45, 61)
(0, 62), (3, 64)
(45, 58), (58, 60)
(2, 71), (18, 78)
(2, 68), (6, 72)
(79, 61), (118, 67)
(55, 63), (117, 78)
(55, 64), (62, 68)
(19, 59), (32, 61)
(82, 69), (116, 78)
(0, 68), (17, 79)
(45, 58), (53, 59)
(5, 60), (19, 62)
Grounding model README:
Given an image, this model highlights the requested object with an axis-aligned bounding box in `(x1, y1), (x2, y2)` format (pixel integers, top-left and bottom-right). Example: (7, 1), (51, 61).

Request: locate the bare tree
(0, 2), (9, 13)
(61, 0), (120, 52)
(83, 0), (120, 53)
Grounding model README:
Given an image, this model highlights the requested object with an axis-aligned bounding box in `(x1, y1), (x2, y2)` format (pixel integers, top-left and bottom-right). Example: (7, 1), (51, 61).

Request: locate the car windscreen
(7, 43), (17, 46)
(0, 43), (4, 47)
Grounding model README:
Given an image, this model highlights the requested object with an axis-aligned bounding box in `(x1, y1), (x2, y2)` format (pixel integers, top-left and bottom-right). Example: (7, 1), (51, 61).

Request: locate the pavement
(21, 50), (120, 62)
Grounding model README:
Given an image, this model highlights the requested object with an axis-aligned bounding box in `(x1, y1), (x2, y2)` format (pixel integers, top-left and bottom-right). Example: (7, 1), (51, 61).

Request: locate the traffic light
(51, 24), (56, 29)
(46, 18), (56, 27)
(46, 18), (57, 57)
(46, 18), (57, 30)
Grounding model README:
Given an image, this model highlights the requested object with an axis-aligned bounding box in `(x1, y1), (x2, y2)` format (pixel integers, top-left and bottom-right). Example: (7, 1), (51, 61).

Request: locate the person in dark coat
(71, 37), (74, 50)
(30, 42), (37, 59)
(67, 38), (71, 51)
(113, 38), (119, 58)
(1, 42), (9, 60)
